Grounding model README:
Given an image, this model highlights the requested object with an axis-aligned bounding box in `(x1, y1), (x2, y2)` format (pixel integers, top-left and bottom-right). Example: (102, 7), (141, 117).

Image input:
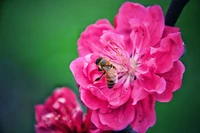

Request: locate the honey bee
(95, 57), (118, 89)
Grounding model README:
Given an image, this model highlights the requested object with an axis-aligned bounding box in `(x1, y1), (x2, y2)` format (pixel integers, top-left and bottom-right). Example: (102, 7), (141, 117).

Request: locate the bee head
(95, 57), (103, 65)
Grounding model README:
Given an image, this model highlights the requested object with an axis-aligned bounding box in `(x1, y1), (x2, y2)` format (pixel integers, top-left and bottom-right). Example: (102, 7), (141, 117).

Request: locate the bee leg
(95, 71), (105, 81)
(118, 75), (123, 80)
(98, 67), (102, 71)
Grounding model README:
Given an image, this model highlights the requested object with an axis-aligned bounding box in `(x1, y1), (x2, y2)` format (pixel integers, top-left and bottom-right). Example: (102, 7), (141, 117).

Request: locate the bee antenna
(95, 71), (106, 81)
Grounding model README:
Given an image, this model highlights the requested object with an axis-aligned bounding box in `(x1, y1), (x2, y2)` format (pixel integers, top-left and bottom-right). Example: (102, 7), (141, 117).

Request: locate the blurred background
(0, 0), (199, 133)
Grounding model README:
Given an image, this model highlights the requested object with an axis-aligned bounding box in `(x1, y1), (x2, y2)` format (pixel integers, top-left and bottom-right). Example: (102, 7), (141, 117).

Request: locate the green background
(0, 0), (199, 133)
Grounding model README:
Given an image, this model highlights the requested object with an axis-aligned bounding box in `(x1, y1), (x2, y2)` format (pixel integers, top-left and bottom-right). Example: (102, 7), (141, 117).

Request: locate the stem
(165, 0), (190, 26)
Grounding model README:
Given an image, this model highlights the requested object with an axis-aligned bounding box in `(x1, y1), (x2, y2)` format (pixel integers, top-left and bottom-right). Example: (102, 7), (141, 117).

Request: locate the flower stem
(165, 0), (190, 26)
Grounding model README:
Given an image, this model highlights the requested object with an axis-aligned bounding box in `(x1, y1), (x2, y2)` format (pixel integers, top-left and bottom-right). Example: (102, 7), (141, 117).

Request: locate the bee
(95, 57), (118, 89)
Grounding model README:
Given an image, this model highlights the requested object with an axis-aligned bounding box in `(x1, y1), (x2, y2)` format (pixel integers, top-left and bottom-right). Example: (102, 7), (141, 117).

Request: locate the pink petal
(35, 125), (53, 133)
(99, 31), (132, 58)
(115, 2), (148, 54)
(152, 32), (184, 73)
(35, 105), (45, 122)
(98, 85), (131, 107)
(88, 85), (108, 101)
(115, 3), (164, 47)
(80, 88), (108, 112)
(78, 19), (113, 57)
(107, 87), (131, 107)
(115, 2), (147, 30)
(129, 19), (150, 56)
(36, 125), (64, 133)
(131, 85), (149, 105)
(169, 33), (184, 61)
(82, 109), (92, 132)
(91, 111), (112, 130)
(72, 110), (83, 132)
(145, 5), (164, 46)
(155, 61), (185, 102)
(131, 95), (156, 133)
(160, 32), (184, 61)
(153, 49), (173, 74)
(98, 99), (135, 130)
(95, 19), (112, 25)
(162, 26), (180, 38)
(70, 57), (91, 88)
(100, 31), (125, 49)
(136, 70), (166, 94)
(53, 87), (77, 101)
(86, 85), (108, 102)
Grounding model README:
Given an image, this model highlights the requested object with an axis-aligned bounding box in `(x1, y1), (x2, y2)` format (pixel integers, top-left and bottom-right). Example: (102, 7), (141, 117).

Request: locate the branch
(165, 0), (190, 26)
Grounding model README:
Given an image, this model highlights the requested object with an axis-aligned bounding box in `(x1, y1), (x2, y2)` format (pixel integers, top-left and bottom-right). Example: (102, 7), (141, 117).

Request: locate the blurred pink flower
(35, 87), (95, 133)
(70, 2), (185, 133)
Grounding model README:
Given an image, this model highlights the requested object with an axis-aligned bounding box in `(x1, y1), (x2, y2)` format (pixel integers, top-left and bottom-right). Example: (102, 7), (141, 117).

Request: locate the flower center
(99, 40), (138, 89)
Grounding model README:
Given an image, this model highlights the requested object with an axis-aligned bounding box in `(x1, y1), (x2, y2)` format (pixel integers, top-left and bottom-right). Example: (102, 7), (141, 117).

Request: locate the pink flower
(70, 2), (185, 133)
(35, 87), (93, 133)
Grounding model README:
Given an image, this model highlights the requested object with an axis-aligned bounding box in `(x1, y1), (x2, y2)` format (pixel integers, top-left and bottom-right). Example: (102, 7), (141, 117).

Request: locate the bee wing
(102, 66), (111, 71)
(105, 69), (118, 83)
(111, 62), (128, 72)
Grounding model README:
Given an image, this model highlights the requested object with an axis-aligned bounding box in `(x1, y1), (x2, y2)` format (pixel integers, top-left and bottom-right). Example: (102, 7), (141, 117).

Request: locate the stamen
(96, 37), (140, 91)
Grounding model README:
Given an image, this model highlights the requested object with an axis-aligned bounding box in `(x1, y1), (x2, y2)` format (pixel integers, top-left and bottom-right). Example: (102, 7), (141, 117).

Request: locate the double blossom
(35, 87), (92, 133)
(70, 2), (185, 133)
(35, 87), (113, 133)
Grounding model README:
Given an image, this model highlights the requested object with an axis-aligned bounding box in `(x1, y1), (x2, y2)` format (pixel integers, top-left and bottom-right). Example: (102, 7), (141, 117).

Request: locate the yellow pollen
(114, 47), (118, 50)
(122, 58), (126, 63)
(117, 53), (122, 56)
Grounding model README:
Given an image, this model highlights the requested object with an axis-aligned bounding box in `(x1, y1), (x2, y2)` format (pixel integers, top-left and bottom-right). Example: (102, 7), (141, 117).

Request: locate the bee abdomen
(107, 80), (115, 89)
(106, 74), (117, 89)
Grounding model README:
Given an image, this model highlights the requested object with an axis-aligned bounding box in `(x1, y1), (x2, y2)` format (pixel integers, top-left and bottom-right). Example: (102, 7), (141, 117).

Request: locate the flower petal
(160, 32), (184, 61)
(153, 49), (173, 74)
(115, 2), (147, 30)
(129, 19), (150, 56)
(35, 87), (84, 133)
(70, 57), (91, 88)
(132, 85), (149, 105)
(78, 19), (113, 57)
(35, 105), (45, 122)
(36, 125), (63, 133)
(131, 95), (156, 133)
(145, 5), (164, 46)
(80, 88), (108, 112)
(162, 26), (180, 38)
(98, 99), (135, 130)
(91, 111), (112, 130)
(100, 31), (125, 50)
(155, 61), (185, 102)
(107, 87), (131, 107)
(136, 70), (166, 94)
(151, 32), (184, 74)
